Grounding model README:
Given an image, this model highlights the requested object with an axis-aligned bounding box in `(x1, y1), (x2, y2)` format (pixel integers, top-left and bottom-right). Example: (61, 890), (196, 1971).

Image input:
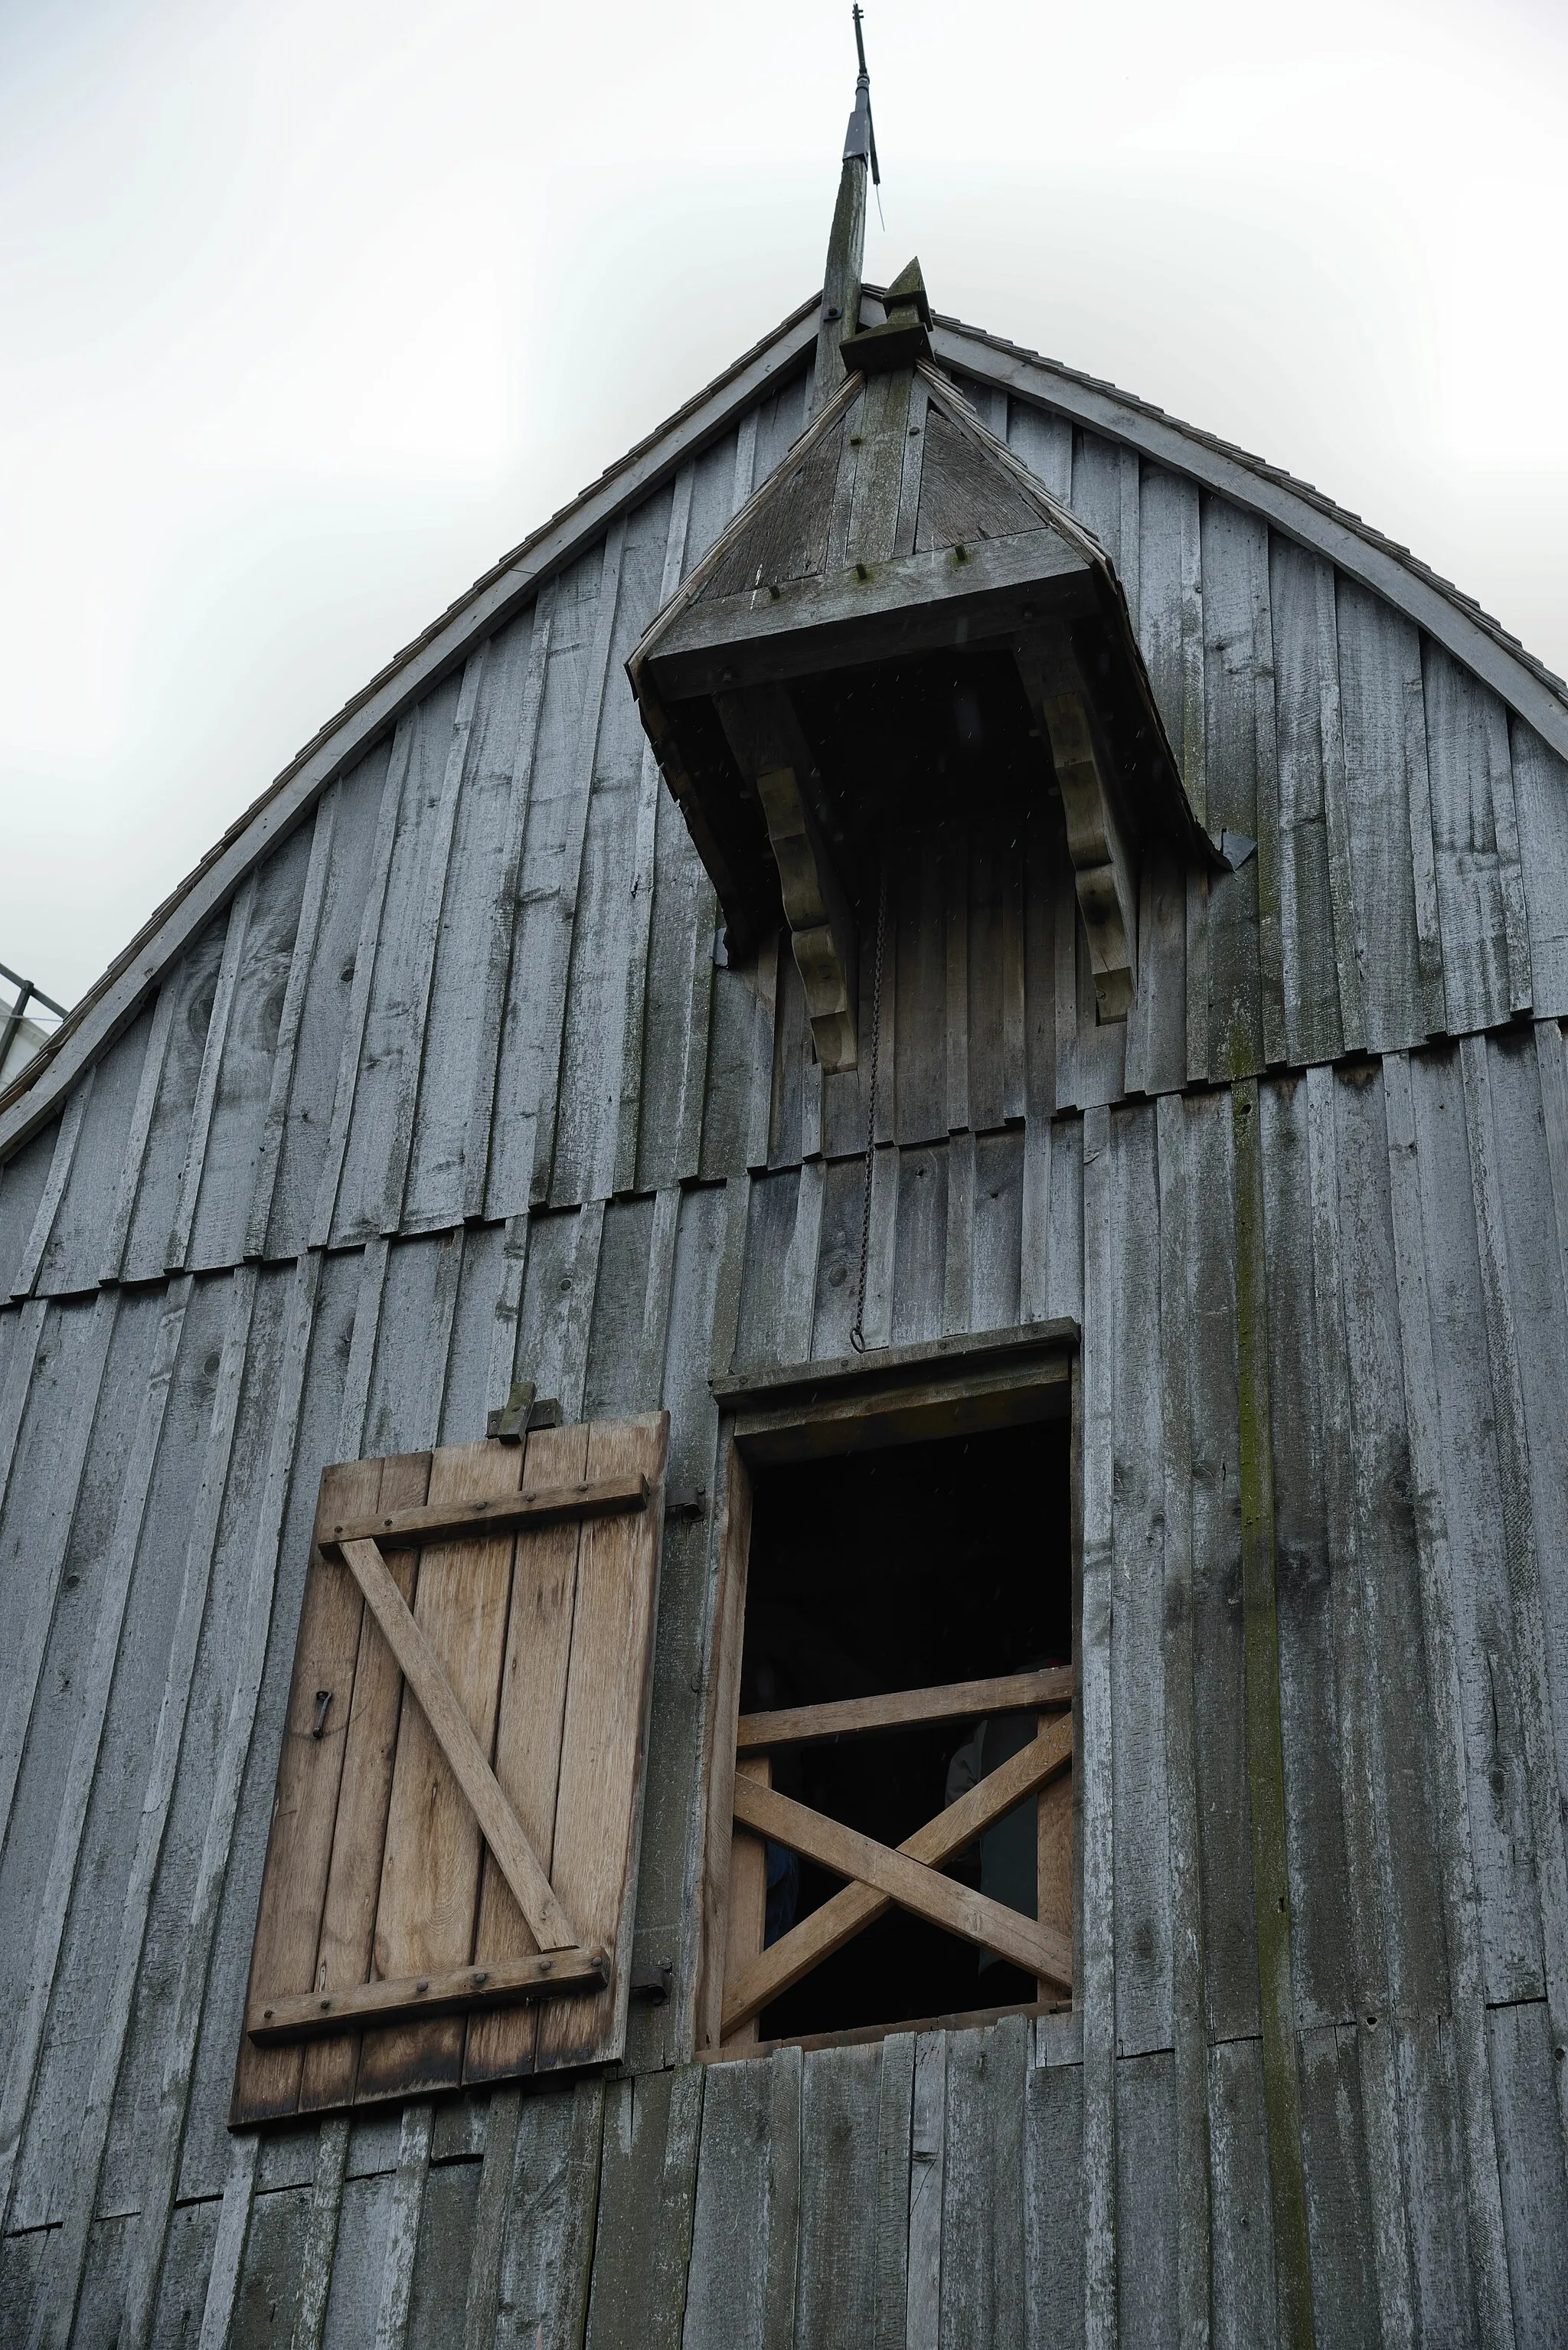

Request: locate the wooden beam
(651, 531), (1090, 702)
(336, 1538), (579, 1953)
(713, 1316), (1080, 1408)
(322, 1470), (648, 1554)
(1015, 629), (1139, 1021)
(722, 1718), (1073, 2035)
(737, 1667), (1073, 1750)
(718, 685), (859, 1073)
(247, 1947), (608, 2044)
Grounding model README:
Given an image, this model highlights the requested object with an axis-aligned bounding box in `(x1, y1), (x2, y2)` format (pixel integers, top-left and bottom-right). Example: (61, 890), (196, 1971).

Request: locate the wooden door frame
(691, 1320), (1082, 2056)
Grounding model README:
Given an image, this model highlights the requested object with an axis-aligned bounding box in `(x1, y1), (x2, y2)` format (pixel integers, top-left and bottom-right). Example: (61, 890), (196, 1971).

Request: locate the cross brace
(723, 1714), (1073, 2038)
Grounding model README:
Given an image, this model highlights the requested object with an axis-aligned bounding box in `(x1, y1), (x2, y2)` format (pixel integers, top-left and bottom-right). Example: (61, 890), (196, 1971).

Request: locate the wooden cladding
(232, 1412), (667, 2124)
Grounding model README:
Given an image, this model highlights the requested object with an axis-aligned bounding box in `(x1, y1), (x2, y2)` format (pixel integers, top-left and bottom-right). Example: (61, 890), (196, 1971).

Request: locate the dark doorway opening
(739, 1417), (1073, 2041)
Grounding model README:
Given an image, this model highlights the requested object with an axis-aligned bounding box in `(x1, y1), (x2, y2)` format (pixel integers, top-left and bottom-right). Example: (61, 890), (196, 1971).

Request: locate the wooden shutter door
(232, 1410), (668, 2124)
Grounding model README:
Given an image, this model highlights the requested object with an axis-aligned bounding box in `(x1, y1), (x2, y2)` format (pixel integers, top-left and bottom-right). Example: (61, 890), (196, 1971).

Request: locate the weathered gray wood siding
(3, 351), (1568, 2347)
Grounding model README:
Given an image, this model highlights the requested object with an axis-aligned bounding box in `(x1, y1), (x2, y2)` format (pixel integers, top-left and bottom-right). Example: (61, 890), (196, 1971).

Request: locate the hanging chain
(849, 863), (889, 1354)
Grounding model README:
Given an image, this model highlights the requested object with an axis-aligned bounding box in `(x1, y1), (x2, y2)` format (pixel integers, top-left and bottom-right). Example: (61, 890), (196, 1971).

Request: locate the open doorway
(710, 1396), (1075, 2049)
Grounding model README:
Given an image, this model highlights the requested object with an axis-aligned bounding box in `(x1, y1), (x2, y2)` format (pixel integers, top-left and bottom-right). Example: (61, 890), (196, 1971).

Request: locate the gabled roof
(5, 287), (1566, 1153)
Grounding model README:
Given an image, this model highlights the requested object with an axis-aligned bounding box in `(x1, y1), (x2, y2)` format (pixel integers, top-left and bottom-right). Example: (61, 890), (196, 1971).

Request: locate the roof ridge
(931, 307), (1568, 711)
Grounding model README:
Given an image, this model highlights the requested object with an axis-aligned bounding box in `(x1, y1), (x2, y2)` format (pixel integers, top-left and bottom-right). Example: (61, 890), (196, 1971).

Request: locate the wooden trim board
(322, 1470), (649, 1553)
(737, 1667), (1073, 1750)
(247, 1947), (608, 2044)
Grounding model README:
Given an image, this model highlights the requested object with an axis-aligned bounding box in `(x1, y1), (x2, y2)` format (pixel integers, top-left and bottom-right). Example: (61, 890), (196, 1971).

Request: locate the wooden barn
(3, 51), (1568, 2350)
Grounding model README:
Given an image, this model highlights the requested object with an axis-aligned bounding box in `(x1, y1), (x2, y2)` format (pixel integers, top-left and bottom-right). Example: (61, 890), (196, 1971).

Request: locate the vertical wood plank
(1155, 1092), (1214, 2350)
(872, 2033), (913, 2350)
(1460, 1036), (1568, 2158)
(244, 789), (339, 1259)
(167, 873), (256, 1269)
(381, 649), (489, 1233)
(1314, 570), (1366, 1054)
(684, 2057), (771, 2350)
(464, 600), (554, 1219)
(0, 1291), (116, 1860)
(0, 1277), (191, 2230)
(1231, 1077), (1315, 2350)
(1302, 1067), (1416, 2339)
(763, 2043), (803, 2350)
(373, 2101), (434, 2350)
(296, 1455), (432, 2117)
(1383, 1043), (1530, 2347)
(11, 1076), (92, 1300)
(38, 1266), (261, 2349)
(308, 724), (414, 1247)
(120, 1247), (322, 2341)
(906, 2033), (946, 2350)
(1079, 1104), (1117, 2350)
(194, 2130), (261, 2350)
(466, 1420), (587, 2083)
(492, 2080), (604, 2350)
(100, 983), (178, 1281)
(355, 1437), (525, 2102)
(537, 1411), (669, 2070)
(533, 519), (629, 1206)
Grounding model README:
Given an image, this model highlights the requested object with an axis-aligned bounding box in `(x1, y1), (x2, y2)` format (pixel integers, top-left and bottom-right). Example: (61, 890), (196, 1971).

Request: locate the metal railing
(1, 959), (67, 1082)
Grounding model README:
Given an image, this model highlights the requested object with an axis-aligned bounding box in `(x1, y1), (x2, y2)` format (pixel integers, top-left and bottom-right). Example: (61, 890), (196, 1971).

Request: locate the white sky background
(2, 0), (1566, 1008)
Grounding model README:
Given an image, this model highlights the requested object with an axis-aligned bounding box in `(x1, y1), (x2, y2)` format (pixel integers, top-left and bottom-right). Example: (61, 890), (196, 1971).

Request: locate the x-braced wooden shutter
(232, 1411), (668, 2124)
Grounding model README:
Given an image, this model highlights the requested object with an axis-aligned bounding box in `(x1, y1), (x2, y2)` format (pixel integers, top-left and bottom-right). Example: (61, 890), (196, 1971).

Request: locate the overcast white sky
(3, 0), (1565, 1008)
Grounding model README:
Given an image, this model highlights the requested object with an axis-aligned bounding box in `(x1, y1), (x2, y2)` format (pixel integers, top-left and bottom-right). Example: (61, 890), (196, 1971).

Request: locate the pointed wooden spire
(810, 40), (873, 414)
(840, 256), (933, 373)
